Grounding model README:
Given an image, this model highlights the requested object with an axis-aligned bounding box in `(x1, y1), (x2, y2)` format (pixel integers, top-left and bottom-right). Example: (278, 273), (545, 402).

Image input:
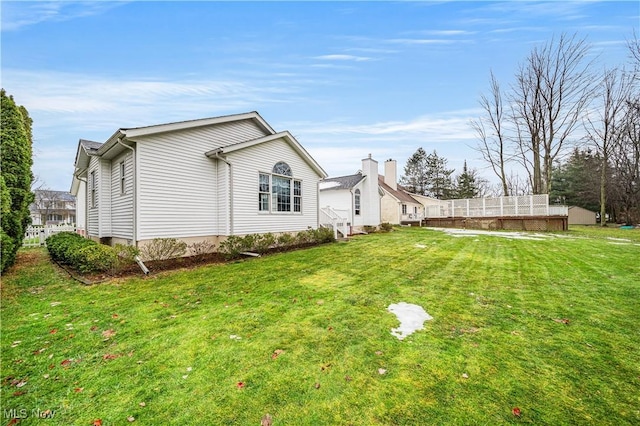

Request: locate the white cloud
(1, 1), (127, 32)
(313, 54), (373, 62)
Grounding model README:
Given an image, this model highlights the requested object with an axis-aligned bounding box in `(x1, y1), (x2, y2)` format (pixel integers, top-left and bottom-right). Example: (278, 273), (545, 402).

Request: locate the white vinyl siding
(111, 151), (133, 239)
(135, 120), (268, 239)
(227, 137), (322, 235)
(86, 157), (112, 238)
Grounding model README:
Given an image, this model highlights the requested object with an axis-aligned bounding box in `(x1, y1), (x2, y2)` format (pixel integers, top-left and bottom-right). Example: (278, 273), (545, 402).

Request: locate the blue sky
(1, 1), (638, 191)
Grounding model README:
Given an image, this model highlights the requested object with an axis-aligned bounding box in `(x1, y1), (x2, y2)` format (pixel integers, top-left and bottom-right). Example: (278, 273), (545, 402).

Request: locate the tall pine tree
(425, 150), (454, 199)
(454, 161), (479, 199)
(400, 147), (429, 194)
(1, 89), (34, 272)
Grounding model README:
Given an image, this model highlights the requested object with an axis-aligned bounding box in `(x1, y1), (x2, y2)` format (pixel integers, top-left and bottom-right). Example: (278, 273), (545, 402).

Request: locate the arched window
(354, 189), (361, 216)
(272, 161), (292, 176)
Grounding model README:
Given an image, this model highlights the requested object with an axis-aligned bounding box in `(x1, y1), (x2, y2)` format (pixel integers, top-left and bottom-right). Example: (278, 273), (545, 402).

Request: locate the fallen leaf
(16, 379), (27, 388)
(7, 418), (19, 425)
(127, 416), (135, 422)
(112, 314), (119, 319)
(553, 318), (570, 324)
(102, 354), (120, 360)
(13, 390), (26, 397)
(102, 329), (116, 339)
(375, 351), (383, 356)
(344, 375), (352, 381)
(74, 387), (84, 393)
(92, 420), (103, 426)
(237, 382), (245, 389)
(271, 349), (285, 360)
(462, 373), (469, 379)
(43, 374), (50, 379)
(139, 402), (146, 407)
(261, 413), (273, 426)
(49, 329), (58, 334)
(512, 407), (522, 417)
(314, 382), (321, 389)
(378, 368), (387, 375)
(90, 325), (98, 331)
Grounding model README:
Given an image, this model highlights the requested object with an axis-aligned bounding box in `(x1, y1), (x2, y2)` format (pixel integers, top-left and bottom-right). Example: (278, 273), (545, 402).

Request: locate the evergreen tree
(400, 147), (428, 194)
(454, 161), (479, 199)
(425, 150), (454, 199)
(1, 89), (34, 272)
(550, 148), (602, 212)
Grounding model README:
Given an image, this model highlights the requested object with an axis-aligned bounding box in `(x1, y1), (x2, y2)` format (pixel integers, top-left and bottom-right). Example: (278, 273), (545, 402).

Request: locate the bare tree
(609, 97), (640, 224)
(510, 33), (596, 194)
(471, 71), (511, 195)
(584, 67), (635, 226)
(33, 186), (64, 225)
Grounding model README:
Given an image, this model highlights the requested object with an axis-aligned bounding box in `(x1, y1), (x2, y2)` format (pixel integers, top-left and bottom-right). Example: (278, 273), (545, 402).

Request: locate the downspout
(116, 138), (148, 275)
(74, 173), (88, 236)
(213, 152), (234, 235)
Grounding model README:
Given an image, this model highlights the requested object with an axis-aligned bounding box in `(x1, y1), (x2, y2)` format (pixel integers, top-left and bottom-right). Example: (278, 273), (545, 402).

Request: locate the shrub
(379, 222), (394, 232)
(75, 244), (119, 274)
(188, 240), (216, 258)
(310, 226), (336, 243)
(114, 244), (140, 269)
(276, 233), (294, 248)
(46, 232), (93, 264)
(253, 233), (276, 254)
(140, 238), (187, 261)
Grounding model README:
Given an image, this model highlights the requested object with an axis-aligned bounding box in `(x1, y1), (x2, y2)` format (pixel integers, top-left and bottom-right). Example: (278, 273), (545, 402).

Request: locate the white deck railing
(319, 207), (350, 239)
(424, 194), (568, 218)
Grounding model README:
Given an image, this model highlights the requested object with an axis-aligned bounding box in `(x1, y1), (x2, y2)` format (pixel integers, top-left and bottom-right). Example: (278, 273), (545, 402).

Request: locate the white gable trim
(206, 131), (328, 178)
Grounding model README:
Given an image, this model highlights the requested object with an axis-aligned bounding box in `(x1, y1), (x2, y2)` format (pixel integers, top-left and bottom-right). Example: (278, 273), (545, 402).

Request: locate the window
(272, 175), (291, 212)
(259, 173), (270, 211)
(273, 161), (292, 176)
(120, 161), (126, 194)
(414, 206), (418, 215)
(258, 162), (301, 213)
(90, 171), (96, 208)
(354, 189), (361, 216)
(402, 204), (407, 215)
(293, 180), (301, 212)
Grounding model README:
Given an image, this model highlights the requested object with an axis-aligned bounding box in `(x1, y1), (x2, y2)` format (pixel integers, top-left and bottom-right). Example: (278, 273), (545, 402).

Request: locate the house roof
(319, 173), (365, 191)
(378, 176), (421, 204)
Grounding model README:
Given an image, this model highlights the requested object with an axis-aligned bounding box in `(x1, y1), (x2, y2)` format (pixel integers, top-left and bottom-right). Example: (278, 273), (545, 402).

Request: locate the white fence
(424, 194), (568, 218)
(23, 224), (82, 247)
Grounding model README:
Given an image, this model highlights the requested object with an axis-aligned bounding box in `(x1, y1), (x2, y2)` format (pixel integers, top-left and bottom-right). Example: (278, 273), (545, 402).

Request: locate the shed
(568, 206), (597, 225)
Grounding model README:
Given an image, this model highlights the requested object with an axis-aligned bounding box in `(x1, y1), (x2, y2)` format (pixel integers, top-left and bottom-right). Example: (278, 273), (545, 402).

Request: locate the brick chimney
(384, 159), (397, 190)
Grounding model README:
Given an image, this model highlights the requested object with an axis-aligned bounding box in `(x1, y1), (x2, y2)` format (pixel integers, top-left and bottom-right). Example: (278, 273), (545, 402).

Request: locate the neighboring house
(378, 159), (424, 225)
(30, 190), (76, 226)
(319, 157), (425, 230)
(568, 206), (597, 225)
(319, 155), (383, 233)
(70, 112), (327, 250)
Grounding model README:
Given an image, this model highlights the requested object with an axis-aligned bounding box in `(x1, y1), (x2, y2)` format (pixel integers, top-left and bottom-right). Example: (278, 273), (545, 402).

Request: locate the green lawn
(1, 226), (639, 425)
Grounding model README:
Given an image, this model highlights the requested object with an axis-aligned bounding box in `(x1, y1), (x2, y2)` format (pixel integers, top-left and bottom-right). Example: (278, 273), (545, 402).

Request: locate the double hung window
(258, 162), (301, 213)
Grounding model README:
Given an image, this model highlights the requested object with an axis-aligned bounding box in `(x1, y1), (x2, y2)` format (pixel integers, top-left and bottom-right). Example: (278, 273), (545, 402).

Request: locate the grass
(1, 225), (639, 425)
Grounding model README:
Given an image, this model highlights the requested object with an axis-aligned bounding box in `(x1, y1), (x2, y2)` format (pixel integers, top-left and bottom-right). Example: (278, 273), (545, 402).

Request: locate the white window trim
(258, 171), (302, 214)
